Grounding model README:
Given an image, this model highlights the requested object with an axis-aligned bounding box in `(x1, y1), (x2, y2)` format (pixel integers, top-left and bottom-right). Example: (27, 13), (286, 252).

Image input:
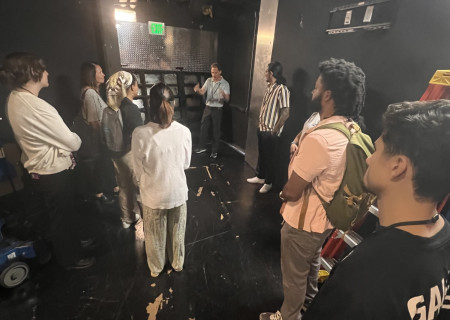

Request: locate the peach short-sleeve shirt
(282, 116), (351, 233)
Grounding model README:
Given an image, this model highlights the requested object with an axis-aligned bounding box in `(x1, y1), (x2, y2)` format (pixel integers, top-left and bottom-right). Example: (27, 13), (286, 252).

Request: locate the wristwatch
(279, 191), (286, 202)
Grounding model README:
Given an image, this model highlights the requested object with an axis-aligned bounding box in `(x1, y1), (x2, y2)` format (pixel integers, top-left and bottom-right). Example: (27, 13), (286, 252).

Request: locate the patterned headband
(106, 71), (134, 96)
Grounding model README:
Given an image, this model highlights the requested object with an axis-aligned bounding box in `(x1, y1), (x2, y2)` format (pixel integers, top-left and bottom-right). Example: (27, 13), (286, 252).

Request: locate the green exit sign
(148, 21), (165, 35)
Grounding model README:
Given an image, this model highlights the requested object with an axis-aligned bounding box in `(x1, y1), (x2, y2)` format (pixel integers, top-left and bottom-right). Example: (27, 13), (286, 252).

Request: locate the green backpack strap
(314, 122), (373, 157)
(314, 122), (351, 140)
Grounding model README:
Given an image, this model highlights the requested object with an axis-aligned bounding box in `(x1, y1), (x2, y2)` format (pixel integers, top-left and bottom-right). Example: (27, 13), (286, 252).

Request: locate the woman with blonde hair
(104, 71), (142, 228)
(132, 82), (191, 277)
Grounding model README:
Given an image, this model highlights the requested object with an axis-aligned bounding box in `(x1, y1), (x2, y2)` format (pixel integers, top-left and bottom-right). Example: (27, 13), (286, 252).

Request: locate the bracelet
(279, 191), (286, 202)
(291, 141), (297, 145)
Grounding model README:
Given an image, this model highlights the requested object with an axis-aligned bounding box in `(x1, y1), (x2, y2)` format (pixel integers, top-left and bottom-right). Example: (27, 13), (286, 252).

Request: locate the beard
(310, 92), (323, 113)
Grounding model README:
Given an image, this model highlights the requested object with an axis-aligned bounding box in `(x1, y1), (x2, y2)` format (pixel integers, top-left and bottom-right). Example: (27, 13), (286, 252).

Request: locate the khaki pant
(112, 151), (140, 224)
(143, 203), (187, 275)
(280, 222), (332, 320)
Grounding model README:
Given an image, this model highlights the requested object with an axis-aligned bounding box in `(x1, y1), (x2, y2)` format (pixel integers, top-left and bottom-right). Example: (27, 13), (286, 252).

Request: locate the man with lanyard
(260, 58), (367, 320)
(303, 100), (450, 320)
(247, 61), (290, 193)
(194, 62), (230, 159)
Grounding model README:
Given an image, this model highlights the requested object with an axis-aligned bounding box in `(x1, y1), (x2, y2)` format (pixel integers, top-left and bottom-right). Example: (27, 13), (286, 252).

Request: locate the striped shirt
(258, 83), (290, 134)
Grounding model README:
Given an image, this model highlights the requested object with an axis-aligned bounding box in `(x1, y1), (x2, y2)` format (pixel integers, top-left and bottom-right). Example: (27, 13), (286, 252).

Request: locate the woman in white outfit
(132, 82), (192, 277)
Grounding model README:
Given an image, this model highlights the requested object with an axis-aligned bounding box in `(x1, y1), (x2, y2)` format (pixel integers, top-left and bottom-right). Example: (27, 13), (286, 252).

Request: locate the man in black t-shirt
(304, 100), (450, 320)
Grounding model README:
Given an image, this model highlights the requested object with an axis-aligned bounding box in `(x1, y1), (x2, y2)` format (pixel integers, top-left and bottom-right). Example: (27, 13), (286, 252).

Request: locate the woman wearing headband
(132, 82), (191, 277)
(104, 71), (142, 228)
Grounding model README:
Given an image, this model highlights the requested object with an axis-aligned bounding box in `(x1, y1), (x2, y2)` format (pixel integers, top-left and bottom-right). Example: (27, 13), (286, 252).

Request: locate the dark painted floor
(0, 143), (285, 320)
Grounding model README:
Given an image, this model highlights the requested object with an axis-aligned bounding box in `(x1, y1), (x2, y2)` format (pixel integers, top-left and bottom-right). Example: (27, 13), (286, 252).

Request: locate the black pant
(76, 146), (116, 197)
(256, 130), (280, 185)
(199, 106), (223, 153)
(31, 169), (82, 266)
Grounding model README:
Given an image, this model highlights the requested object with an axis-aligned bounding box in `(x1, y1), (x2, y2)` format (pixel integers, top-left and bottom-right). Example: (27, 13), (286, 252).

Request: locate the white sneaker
(259, 183), (272, 193)
(122, 213), (141, 228)
(122, 221), (132, 228)
(247, 176), (265, 184)
(150, 271), (160, 278)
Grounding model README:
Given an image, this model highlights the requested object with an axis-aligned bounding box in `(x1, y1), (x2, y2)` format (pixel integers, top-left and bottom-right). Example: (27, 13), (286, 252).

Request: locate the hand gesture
(290, 143), (298, 157)
(194, 83), (200, 93)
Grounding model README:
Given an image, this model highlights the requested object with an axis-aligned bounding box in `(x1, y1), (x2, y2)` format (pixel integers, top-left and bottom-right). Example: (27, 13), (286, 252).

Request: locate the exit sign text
(149, 21), (165, 35)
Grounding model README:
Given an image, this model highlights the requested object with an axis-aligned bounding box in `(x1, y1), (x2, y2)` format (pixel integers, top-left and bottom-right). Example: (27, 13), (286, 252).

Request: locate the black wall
(0, 0), (258, 150)
(135, 0), (259, 149)
(272, 0), (450, 140)
(0, 0), (102, 142)
(217, 5), (258, 149)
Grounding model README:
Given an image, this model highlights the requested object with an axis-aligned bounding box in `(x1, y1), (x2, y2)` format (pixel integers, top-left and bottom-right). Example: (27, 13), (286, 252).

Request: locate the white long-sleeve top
(6, 91), (81, 175)
(132, 121), (192, 209)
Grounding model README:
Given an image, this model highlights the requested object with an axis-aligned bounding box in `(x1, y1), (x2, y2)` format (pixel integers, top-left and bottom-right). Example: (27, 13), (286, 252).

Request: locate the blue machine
(0, 218), (37, 288)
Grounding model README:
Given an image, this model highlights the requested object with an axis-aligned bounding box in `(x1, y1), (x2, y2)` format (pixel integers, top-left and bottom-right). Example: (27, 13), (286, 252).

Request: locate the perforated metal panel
(117, 21), (217, 72)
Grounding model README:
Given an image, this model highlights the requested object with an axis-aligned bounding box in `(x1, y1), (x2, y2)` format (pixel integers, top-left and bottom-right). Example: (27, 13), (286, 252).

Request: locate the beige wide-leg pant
(143, 203), (187, 275)
(111, 151), (140, 224)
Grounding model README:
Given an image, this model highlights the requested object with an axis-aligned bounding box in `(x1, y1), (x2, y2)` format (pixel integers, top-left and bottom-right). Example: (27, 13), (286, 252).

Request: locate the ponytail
(158, 100), (174, 129)
(149, 82), (174, 128)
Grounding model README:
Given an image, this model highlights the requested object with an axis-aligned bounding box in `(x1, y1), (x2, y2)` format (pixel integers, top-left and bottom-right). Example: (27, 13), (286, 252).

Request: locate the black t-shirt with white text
(304, 218), (450, 320)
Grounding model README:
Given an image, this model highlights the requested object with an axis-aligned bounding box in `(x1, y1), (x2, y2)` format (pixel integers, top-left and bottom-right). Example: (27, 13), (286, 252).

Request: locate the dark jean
(31, 169), (82, 266)
(199, 106), (223, 153)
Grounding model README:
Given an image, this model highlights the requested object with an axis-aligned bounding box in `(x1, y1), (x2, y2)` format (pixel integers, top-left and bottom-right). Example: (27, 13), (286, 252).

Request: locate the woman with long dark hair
(78, 62), (115, 203)
(132, 82), (191, 277)
(0, 52), (94, 269)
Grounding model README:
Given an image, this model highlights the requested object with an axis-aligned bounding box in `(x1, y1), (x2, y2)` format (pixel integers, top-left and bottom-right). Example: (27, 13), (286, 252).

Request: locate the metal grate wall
(116, 21), (218, 72)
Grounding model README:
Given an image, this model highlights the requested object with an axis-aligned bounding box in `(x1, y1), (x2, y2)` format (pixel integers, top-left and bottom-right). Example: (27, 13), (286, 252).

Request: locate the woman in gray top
(78, 62), (116, 204)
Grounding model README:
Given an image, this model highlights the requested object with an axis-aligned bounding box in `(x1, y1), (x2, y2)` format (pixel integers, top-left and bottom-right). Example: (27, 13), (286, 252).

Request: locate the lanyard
(383, 214), (440, 230)
(210, 81), (221, 97)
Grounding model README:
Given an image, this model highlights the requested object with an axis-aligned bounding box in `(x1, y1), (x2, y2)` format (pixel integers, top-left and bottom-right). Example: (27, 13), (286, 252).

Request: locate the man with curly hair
(260, 58), (367, 320)
(303, 100), (450, 320)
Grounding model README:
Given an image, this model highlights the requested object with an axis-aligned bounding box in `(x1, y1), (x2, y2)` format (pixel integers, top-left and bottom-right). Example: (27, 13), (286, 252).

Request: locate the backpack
(101, 107), (124, 153)
(306, 122), (376, 231)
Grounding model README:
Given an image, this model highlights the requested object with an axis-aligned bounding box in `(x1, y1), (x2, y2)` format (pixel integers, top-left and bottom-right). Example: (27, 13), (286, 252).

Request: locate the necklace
(20, 87), (36, 96)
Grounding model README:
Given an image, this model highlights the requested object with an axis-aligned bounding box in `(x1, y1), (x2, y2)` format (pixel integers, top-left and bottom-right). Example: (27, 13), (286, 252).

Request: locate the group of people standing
(1, 51), (449, 320)
(250, 59), (450, 320)
(0, 52), (191, 277)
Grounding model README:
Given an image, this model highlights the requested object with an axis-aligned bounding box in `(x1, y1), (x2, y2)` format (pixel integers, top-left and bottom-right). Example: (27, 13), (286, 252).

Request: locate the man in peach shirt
(260, 58), (367, 320)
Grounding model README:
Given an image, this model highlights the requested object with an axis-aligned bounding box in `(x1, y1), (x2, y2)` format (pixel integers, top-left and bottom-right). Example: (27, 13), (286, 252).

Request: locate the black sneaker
(194, 148), (207, 154)
(66, 257), (95, 270)
(95, 194), (115, 205)
(301, 299), (312, 314)
(210, 152), (217, 159)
